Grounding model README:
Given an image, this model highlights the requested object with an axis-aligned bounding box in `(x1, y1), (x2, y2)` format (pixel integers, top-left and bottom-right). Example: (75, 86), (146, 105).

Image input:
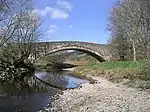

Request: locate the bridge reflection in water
(35, 70), (89, 89)
(0, 70), (88, 112)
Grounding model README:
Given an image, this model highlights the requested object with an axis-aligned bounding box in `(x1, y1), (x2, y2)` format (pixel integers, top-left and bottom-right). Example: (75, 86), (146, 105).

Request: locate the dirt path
(48, 77), (150, 112)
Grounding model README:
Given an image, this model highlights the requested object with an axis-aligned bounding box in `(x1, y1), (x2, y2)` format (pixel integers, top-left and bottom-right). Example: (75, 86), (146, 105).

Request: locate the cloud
(34, 0), (73, 20)
(34, 7), (69, 19)
(47, 25), (58, 33)
(56, 0), (72, 11)
(69, 25), (72, 28)
(50, 8), (69, 19)
(33, 7), (50, 17)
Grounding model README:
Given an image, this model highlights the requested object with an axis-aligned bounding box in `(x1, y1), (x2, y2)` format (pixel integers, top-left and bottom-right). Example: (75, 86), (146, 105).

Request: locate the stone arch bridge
(31, 41), (114, 62)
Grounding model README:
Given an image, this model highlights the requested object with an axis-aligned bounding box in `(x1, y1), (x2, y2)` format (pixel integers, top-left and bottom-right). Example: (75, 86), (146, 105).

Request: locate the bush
(138, 62), (150, 81)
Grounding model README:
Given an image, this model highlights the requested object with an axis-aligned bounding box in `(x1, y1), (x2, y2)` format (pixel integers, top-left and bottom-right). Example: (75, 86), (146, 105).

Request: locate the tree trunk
(132, 40), (137, 61)
(147, 43), (150, 58)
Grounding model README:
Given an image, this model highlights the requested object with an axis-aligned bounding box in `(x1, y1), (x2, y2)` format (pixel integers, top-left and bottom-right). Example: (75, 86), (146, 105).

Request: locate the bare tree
(108, 0), (150, 61)
(0, 0), (41, 91)
(0, 0), (41, 64)
(0, 0), (33, 45)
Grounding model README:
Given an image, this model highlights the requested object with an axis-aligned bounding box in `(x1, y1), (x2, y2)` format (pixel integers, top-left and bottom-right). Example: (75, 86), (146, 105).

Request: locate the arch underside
(45, 47), (105, 62)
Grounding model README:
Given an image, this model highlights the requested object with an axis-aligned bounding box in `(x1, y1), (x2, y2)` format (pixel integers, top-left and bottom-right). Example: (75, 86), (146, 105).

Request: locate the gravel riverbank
(47, 77), (150, 112)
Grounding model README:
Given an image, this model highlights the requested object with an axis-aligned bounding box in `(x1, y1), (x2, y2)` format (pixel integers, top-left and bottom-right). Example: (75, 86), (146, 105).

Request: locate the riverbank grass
(75, 59), (150, 89)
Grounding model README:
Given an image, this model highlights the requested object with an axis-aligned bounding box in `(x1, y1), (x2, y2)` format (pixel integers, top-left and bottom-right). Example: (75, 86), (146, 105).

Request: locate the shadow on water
(0, 70), (88, 112)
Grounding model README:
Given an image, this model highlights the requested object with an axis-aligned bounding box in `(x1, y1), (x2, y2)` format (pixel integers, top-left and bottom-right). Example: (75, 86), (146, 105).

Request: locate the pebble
(41, 77), (150, 112)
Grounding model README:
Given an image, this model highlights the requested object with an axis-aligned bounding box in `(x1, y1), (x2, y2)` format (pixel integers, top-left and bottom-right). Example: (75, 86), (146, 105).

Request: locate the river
(0, 70), (88, 112)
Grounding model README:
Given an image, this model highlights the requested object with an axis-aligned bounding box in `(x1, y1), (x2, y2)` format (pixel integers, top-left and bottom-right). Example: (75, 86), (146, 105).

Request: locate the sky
(33, 0), (117, 44)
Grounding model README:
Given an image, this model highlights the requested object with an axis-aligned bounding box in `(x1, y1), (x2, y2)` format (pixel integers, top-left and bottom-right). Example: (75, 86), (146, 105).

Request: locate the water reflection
(0, 75), (48, 97)
(0, 74), (60, 112)
(0, 70), (88, 112)
(35, 70), (88, 89)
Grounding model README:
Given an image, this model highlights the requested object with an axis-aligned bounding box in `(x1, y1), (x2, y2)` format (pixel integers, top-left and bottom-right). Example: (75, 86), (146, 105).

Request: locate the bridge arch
(44, 46), (106, 62)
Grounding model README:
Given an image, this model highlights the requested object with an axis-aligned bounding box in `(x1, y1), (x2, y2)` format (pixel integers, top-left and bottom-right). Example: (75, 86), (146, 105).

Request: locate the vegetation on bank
(0, 0), (41, 94)
(74, 60), (150, 89)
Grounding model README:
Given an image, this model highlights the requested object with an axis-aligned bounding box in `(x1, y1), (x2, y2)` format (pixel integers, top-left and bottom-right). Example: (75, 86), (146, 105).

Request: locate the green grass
(83, 59), (150, 70)
(75, 59), (150, 89)
(80, 60), (150, 72)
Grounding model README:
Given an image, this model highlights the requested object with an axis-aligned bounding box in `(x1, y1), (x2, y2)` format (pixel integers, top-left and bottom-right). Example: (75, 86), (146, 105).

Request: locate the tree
(0, 0), (33, 45)
(108, 0), (150, 61)
(0, 0), (41, 92)
(0, 0), (41, 63)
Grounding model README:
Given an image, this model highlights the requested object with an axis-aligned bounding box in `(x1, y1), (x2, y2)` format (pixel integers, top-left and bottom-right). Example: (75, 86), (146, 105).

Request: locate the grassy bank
(74, 59), (150, 89)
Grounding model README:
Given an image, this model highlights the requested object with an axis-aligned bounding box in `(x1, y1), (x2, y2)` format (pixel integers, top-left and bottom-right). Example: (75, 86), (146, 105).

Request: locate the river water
(0, 70), (88, 112)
